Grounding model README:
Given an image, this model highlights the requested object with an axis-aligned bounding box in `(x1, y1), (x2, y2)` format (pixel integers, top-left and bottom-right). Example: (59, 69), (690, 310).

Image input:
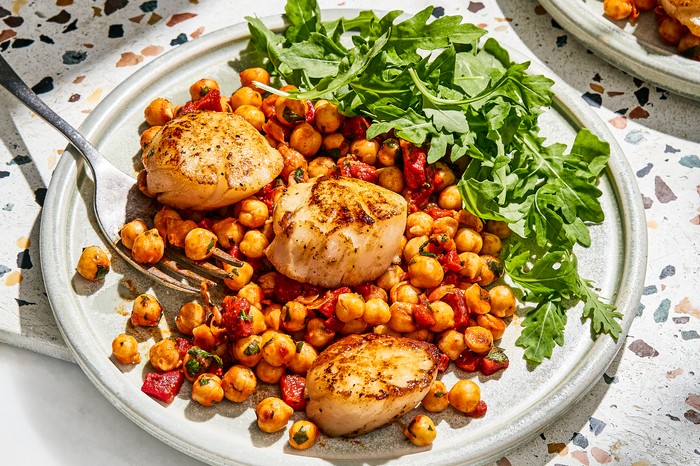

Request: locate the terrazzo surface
(0, 0), (697, 465)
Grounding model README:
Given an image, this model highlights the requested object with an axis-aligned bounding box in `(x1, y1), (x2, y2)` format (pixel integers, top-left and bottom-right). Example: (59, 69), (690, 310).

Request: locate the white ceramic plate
(539, 0), (700, 100)
(40, 10), (647, 466)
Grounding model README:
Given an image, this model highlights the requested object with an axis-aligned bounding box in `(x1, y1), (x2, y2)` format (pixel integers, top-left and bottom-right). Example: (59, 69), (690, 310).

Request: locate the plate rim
(539, 0), (700, 101)
(40, 9), (648, 466)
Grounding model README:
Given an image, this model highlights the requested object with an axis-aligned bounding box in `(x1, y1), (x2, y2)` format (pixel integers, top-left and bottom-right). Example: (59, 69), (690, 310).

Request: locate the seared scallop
(265, 176), (408, 288)
(141, 111), (283, 210)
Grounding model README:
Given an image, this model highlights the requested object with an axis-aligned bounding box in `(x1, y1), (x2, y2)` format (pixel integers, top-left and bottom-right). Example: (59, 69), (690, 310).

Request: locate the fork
(0, 54), (240, 293)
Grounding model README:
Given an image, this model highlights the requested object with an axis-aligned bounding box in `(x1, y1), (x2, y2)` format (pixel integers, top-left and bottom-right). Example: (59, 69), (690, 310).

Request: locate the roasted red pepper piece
(441, 249), (463, 272)
(197, 218), (213, 230)
(339, 159), (378, 183)
(221, 296), (254, 341)
(480, 347), (509, 375)
(404, 184), (434, 212)
(316, 287), (352, 318)
(280, 374), (307, 411)
(455, 348), (481, 372)
(425, 208), (455, 219)
(341, 116), (370, 139)
(274, 275), (307, 304)
(175, 338), (191, 360)
(323, 314), (345, 332)
(305, 100), (315, 124)
(437, 353), (450, 373)
(141, 370), (184, 404)
(442, 289), (470, 332)
(413, 304), (436, 328)
(401, 140), (428, 189)
(467, 400), (488, 418)
(180, 88), (223, 114)
(227, 244), (243, 260)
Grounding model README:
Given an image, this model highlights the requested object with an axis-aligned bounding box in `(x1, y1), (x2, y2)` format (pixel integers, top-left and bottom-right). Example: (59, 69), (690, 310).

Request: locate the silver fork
(0, 54), (241, 293)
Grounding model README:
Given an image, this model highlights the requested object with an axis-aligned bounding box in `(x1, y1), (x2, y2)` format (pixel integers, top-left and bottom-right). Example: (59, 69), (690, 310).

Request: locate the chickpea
(255, 360), (285, 384)
(289, 341), (318, 375)
(388, 302), (418, 333)
(131, 228), (165, 265)
(438, 185), (462, 210)
(282, 301), (309, 332)
(238, 230), (269, 259)
(429, 301), (455, 333)
(373, 324), (402, 337)
(153, 206), (179, 238)
(476, 314), (506, 340)
(314, 100), (344, 133)
(454, 228), (483, 254)
(406, 212), (434, 238)
(144, 97), (174, 127)
(223, 261), (254, 291)
(404, 414), (437, 447)
(192, 373), (224, 406)
(678, 33), (700, 59)
(77, 245), (110, 280)
(130, 293), (162, 327)
(211, 218), (245, 249)
(457, 209), (484, 232)
(220, 365), (257, 403)
(484, 220), (512, 239)
(464, 326), (494, 354)
(308, 156), (337, 178)
(433, 162), (456, 191)
(250, 306), (267, 335)
(263, 117), (291, 143)
(184, 228), (217, 261)
(658, 17), (688, 46)
(376, 264), (405, 291)
(458, 252), (482, 280)
(234, 104), (265, 131)
(403, 235), (429, 262)
(433, 217), (459, 238)
(489, 285), (517, 318)
(465, 283), (491, 315)
(261, 332), (296, 367)
(449, 379), (481, 414)
(238, 283), (264, 310)
(191, 324), (217, 353)
(477, 255), (504, 287)
(437, 329), (467, 360)
(264, 304), (282, 331)
(377, 166), (405, 193)
(350, 138), (379, 165)
(422, 380), (450, 413)
(238, 198), (269, 228)
(404, 328), (433, 341)
(390, 281), (421, 304)
(219, 97), (232, 113)
(111, 334), (141, 364)
(340, 317), (368, 335)
(276, 97), (308, 126)
(240, 67), (270, 92)
(230, 86), (262, 110)
(304, 317), (336, 348)
(479, 232), (502, 256)
(279, 144), (308, 179)
(362, 284), (388, 302)
(322, 132), (349, 158)
(603, 0), (634, 20)
(232, 334), (263, 367)
(139, 126), (161, 150)
(362, 298), (392, 325)
(189, 78), (219, 101)
(176, 301), (206, 335)
(408, 255), (444, 289)
(377, 138), (399, 166)
(166, 219), (197, 248)
(289, 420), (319, 450)
(289, 123), (323, 157)
(149, 338), (182, 372)
(335, 293), (365, 323)
(634, 0), (655, 10)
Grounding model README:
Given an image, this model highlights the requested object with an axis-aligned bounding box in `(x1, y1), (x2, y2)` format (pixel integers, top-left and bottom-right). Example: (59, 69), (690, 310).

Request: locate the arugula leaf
(515, 300), (567, 364)
(284, 0), (322, 42)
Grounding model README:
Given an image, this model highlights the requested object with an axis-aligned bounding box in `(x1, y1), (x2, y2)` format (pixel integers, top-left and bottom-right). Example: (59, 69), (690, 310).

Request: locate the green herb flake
(95, 264), (110, 279)
(243, 341), (261, 356)
(295, 341), (305, 353)
(292, 427), (309, 445)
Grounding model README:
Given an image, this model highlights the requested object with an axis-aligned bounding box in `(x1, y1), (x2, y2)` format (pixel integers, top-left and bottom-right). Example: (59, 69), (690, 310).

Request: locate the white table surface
(0, 0), (698, 465)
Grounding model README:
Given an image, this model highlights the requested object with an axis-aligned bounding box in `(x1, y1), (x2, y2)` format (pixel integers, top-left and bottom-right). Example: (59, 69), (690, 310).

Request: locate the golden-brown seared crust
(141, 111), (283, 210)
(305, 333), (440, 437)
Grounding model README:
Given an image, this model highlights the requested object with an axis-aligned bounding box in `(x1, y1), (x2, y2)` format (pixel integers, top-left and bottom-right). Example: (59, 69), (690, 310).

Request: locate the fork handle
(0, 53), (109, 177)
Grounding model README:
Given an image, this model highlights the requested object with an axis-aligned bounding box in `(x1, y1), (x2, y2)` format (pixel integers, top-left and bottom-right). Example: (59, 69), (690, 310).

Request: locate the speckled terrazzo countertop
(0, 0), (697, 465)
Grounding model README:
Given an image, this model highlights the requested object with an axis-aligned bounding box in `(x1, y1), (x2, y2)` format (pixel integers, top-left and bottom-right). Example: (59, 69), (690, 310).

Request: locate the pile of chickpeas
(105, 66), (519, 450)
(604, 0), (700, 59)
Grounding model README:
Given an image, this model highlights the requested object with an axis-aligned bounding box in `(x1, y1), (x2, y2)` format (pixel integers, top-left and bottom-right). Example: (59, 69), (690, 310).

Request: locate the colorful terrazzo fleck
(0, 0), (697, 464)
